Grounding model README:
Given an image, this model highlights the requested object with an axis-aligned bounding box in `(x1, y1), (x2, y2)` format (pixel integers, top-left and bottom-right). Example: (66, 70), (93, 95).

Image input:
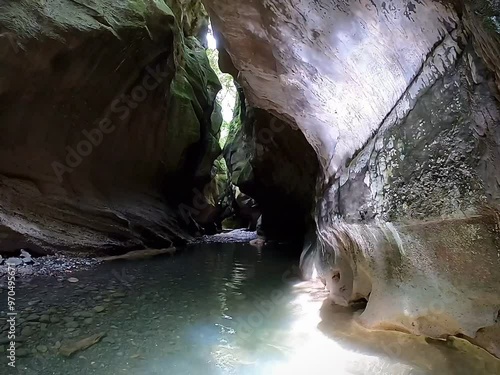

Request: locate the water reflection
(206, 276), (500, 375)
(3, 242), (499, 374)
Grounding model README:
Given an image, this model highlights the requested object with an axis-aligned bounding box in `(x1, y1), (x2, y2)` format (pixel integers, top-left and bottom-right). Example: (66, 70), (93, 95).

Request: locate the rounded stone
(21, 326), (35, 337)
(26, 314), (40, 322)
(66, 321), (79, 329)
(93, 306), (106, 313)
(17, 348), (29, 357)
(102, 337), (115, 344)
(36, 345), (48, 353)
(80, 311), (94, 318)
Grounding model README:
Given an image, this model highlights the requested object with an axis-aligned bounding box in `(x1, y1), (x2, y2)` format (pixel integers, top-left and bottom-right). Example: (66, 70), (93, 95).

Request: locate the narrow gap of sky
(207, 25), (217, 49)
(206, 24), (236, 126)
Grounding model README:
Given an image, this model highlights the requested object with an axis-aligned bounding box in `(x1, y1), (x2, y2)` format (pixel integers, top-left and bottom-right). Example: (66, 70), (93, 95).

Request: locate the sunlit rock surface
(204, 0), (459, 175)
(0, 0), (222, 253)
(203, 0), (500, 357)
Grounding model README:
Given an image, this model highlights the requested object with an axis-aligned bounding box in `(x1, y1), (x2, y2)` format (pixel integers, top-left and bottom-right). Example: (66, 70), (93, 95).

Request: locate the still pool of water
(1, 242), (499, 374)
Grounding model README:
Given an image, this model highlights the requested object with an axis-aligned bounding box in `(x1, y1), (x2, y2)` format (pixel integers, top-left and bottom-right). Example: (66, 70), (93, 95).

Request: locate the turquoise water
(1, 242), (499, 374)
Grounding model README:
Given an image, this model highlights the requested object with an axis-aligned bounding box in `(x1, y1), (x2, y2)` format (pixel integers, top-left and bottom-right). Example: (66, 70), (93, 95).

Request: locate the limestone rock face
(0, 0), (221, 253)
(314, 39), (500, 346)
(204, 0), (459, 175)
(203, 0), (500, 357)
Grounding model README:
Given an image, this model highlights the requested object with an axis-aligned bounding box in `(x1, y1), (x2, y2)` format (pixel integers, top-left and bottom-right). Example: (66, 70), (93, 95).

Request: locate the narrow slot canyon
(0, 1), (499, 374)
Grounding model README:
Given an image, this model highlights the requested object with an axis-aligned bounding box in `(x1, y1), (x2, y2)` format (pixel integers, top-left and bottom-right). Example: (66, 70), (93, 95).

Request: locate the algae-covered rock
(0, 0), (222, 253)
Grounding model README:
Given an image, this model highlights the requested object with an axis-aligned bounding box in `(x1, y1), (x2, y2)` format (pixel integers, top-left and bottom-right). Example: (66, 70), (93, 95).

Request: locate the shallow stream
(1, 242), (498, 374)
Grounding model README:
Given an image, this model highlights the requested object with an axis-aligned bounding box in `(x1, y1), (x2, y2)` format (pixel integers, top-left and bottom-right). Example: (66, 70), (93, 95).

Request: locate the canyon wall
(223, 88), (319, 239)
(1, 0), (499, 357)
(203, 0), (500, 357)
(0, 0), (222, 254)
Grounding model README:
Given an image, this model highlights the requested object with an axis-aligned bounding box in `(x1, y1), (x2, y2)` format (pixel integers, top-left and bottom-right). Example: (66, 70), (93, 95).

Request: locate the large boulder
(0, 0), (221, 254)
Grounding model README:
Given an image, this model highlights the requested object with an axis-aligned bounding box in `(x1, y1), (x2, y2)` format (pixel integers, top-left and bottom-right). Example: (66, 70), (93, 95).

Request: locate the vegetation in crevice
(205, 24), (237, 148)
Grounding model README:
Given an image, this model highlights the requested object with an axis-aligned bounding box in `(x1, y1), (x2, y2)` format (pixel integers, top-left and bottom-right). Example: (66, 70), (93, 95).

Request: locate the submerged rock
(25, 314), (40, 322)
(93, 306), (106, 313)
(16, 348), (30, 357)
(21, 326), (35, 337)
(59, 333), (106, 357)
(99, 247), (176, 261)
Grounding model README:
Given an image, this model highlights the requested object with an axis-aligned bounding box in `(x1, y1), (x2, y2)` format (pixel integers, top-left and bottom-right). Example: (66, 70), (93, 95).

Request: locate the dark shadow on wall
(223, 87), (319, 244)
